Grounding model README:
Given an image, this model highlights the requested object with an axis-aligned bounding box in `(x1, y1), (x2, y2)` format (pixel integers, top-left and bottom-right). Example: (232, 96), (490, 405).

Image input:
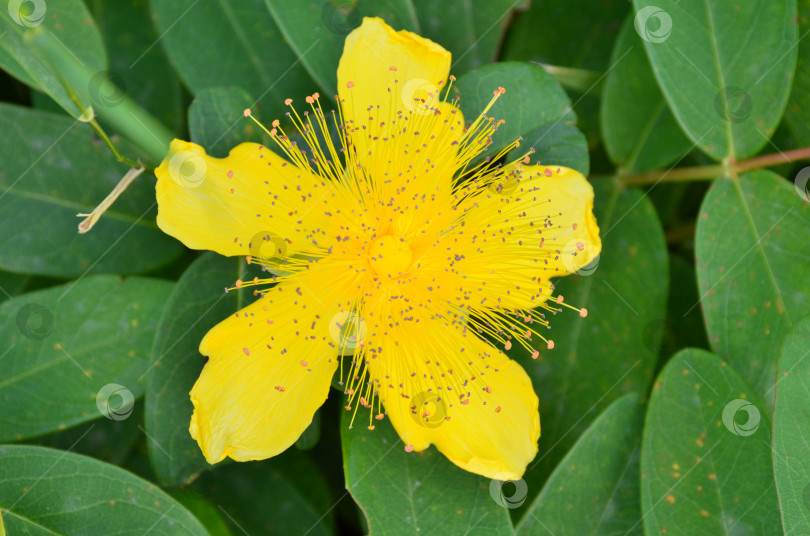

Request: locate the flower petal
(453, 164), (601, 309)
(337, 17), (451, 134)
(190, 275), (341, 463)
(155, 139), (331, 258)
(336, 17), (462, 199)
(363, 311), (540, 479)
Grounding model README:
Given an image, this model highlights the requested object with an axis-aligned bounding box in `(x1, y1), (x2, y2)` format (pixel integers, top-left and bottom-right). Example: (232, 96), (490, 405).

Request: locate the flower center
(368, 235), (412, 278)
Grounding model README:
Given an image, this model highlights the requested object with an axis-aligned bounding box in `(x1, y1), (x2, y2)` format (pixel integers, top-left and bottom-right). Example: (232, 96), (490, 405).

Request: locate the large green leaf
(516, 394), (644, 536)
(88, 0), (185, 134)
(601, 16), (691, 172)
(189, 87), (266, 158)
(454, 62), (588, 174)
(0, 445), (207, 535)
(0, 103), (182, 277)
(412, 0), (526, 75)
(145, 252), (255, 486)
(150, 0), (316, 118)
(0, 0), (107, 118)
(633, 0), (797, 160)
(342, 411), (515, 536)
(0, 275), (173, 441)
(264, 0), (420, 97)
(695, 171), (810, 412)
(516, 181), (668, 500)
(640, 349), (782, 535)
(786, 0), (810, 145)
(774, 316), (810, 534)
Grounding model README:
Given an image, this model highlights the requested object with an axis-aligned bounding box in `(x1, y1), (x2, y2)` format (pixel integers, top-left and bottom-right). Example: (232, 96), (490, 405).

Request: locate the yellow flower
(154, 17), (600, 480)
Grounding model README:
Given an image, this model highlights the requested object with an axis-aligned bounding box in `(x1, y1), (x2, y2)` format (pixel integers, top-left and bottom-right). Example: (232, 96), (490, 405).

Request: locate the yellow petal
(337, 17), (451, 133)
(336, 17), (462, 201)
(454, 164), (601, 309)
(155, 139), (331, 258)
(190, 275), (342, 464)
(364, 310), (540, 479)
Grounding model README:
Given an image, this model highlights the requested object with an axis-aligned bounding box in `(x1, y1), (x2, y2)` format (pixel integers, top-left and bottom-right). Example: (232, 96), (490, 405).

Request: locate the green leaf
(88, 0), (185, 134)
(774, 316), (810, 533)
(695, 171), (810, 412)
(516, 394), (644, 536)
(0, 445), (207, 535)
(145, 252), (256, 486)
(601, 15), (692, 172)
(0, 275), (173, 441)
(640, 349), (782, 535)
(454, 62), (588, 174)
(517, 181), (668, 499)
(412, 0), (525, 75)
(786, 0), (810, 146)
(632, 0), (797, 160)
(194, 452), (336, 535)
(0, 0), (107, 118)
(189, 87), (266, 158)
(264, 0), (420, 98)
(342, 410), (515, 536)
(150, 0), (316, 118)
(0, 103), (182, 277)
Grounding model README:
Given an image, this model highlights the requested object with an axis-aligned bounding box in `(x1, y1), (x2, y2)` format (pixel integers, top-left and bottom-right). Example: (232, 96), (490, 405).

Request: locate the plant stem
(25, 27), (174, 165)
(618, 164), (725, 186)
(616, 146), (810, 186)
(732, 146), (810, 174)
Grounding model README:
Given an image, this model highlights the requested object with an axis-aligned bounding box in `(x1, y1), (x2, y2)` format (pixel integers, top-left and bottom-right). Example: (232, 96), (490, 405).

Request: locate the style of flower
(155, 17), (600, 480)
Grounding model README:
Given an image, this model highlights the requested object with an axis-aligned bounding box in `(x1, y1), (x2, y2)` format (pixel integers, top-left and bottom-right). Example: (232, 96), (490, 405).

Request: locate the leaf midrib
(702, 0), (735, 160)
(731, 176), (793, 327)
(623, 99), (666, 172)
